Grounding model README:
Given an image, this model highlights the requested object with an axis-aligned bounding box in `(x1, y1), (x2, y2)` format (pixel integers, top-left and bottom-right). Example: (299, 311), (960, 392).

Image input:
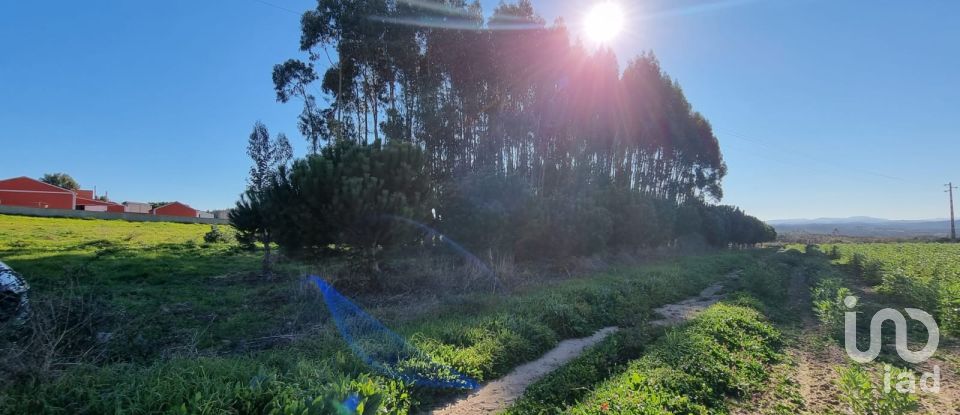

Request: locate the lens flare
(308, 275), (478, 390)
(584, 2), (625, 43)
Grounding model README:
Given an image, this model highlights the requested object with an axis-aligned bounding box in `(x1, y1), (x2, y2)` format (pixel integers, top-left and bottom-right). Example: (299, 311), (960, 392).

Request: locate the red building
(152, 202), (198, 218)
(74, 189), (95, 199)
(0, 177), (124, 212)
(76, 196), (125, 213)
(0, 177), (76, 209)
(1, 176), (200, 218)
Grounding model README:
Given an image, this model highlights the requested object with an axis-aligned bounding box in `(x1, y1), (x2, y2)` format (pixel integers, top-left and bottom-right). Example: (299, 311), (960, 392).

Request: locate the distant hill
(768, 217), (953, 238)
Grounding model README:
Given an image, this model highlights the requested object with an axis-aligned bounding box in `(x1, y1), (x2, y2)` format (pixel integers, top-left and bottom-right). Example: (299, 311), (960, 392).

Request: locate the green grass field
(7, 214), (952, 414)
(0, 213), (762, 413)
(0, 214), (295, 352)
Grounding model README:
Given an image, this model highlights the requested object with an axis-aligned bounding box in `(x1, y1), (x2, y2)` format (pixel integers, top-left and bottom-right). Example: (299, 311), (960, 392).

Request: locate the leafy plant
(836, 365), (918, 415)
(812, 277), (853, 336)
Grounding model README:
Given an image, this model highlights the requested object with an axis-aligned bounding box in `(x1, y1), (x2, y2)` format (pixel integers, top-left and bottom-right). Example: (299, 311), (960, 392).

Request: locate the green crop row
(563, 302), (782, 414)
(820, 243), (960, 336)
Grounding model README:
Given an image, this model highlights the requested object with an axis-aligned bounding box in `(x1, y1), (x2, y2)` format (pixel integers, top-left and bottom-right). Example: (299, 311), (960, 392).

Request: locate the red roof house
(2, 176), (202, 219)
(151, 202), (198, 218)
(0, 177), (76, 209)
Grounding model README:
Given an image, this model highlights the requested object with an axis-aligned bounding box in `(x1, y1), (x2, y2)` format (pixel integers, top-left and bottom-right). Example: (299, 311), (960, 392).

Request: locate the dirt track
(432, 275), (736, 414)
(431, 327), (618, 414)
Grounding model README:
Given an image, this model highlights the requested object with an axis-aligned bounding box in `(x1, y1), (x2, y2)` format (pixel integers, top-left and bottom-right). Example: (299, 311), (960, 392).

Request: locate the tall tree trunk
(373, 93), (380, 143)
(262, 231), (273, 278)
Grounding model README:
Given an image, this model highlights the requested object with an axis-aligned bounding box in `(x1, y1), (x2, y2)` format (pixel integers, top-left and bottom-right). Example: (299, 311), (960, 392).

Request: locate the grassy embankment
(0, 213), (755, 414)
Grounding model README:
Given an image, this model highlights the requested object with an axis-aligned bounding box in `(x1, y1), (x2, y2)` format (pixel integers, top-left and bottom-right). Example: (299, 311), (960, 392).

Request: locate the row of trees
(231, 0), (775, 278)
(273, 0), (725, 204)
(232, 137), (773, 273)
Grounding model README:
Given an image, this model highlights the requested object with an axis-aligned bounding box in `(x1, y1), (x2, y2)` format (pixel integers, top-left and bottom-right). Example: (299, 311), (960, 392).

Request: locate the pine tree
(231, 121), (293, 278)
(265, 140), (430, 287)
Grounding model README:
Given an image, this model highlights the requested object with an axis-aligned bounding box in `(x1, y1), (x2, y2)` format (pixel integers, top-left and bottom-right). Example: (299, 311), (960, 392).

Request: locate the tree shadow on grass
(0, 246), (323, 360)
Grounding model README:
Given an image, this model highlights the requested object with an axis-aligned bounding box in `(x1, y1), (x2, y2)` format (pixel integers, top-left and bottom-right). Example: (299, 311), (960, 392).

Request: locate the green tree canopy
(40, 173), (79, 190)
(267, 139), (431, 276)
(253, 0), (776, 271)
(274, 0), (726, 205)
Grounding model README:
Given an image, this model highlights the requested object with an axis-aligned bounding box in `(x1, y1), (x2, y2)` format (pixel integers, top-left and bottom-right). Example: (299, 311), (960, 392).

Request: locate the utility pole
(947, 183), (958, 241)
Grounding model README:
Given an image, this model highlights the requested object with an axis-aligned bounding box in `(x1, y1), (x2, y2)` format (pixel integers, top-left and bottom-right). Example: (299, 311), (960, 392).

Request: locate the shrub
(827, 243), (960, 336)
(435, 175), (773, 261)
(230, 194), (264, 250)
(602, 189), (674, 250)
(877, 269), (939, 313)
(203, 225), (228, 244)
(812, 277), (852, 336)
(862, 259), (885, 285)
(0, 292), (111, 385)
(850, 253), (866, 277)
(828, 245), (841, 259)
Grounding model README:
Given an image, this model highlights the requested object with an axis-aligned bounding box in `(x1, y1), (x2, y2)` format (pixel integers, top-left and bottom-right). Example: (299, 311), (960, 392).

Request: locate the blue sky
(1, 0), (957, 219)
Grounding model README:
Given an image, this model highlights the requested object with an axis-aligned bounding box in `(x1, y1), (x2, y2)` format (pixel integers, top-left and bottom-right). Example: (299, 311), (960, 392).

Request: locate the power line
(716, 127), (907, 183)
(249, 0), (301, 15)
(946, 182), (957, 241)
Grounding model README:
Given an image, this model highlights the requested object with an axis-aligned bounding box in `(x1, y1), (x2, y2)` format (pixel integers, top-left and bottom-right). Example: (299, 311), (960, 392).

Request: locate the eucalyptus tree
(263, 0), (776, 262)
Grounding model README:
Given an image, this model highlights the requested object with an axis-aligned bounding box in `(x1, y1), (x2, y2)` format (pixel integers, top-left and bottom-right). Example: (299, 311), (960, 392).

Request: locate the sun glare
(584, 2), (625, 43)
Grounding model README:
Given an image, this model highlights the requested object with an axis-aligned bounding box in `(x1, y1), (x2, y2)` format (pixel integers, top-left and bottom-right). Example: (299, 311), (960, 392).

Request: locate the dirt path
(917, 349), (960, 413)
(650, 278), (729, 326)
(431, 275), (736, 414)
(431, 327), (618, 415)
(789, 271), (847, 413)
(727, 270), (849, 414)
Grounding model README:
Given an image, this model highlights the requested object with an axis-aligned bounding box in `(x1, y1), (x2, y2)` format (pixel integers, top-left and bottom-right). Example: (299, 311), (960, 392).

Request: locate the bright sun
(584, 2), (625, 43)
